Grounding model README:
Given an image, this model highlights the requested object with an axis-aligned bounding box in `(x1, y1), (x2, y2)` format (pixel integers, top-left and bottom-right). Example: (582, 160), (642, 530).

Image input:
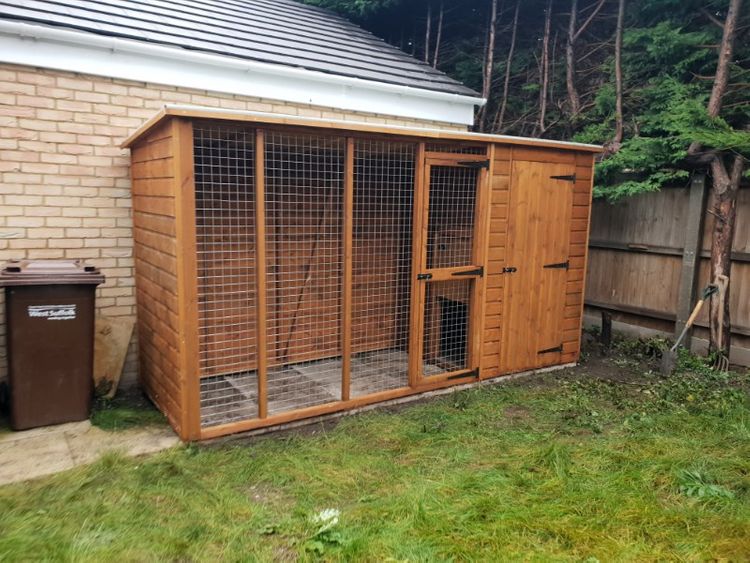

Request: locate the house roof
(0, 0), (479, 97)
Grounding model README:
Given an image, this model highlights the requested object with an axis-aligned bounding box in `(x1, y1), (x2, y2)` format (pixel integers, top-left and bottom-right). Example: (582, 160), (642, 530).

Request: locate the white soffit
(0, 20), (484, 125)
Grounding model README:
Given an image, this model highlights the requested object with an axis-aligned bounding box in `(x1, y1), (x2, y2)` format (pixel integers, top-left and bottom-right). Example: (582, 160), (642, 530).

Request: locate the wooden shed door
(501, 160), (575, 372)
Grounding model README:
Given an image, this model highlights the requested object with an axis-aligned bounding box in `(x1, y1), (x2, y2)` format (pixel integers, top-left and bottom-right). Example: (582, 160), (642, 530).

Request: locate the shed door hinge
(452, 266), (484, 277)
(538, 344), (563, 354)
(458, 159), (490, 169)
(543, 260), (569, 270)
(550, 173), (576, 182)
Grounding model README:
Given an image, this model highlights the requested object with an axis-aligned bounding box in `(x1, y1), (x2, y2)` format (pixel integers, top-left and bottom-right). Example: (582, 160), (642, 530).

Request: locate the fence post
(674, 172), (707, 342)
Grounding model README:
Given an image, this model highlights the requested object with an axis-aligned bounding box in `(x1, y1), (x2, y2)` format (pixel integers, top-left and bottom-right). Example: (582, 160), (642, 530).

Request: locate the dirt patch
(503, 405), (532, 421)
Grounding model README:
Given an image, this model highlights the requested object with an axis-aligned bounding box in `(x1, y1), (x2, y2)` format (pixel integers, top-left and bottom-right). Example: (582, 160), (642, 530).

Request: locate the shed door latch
(458, 159), (490, 169)
(550, 173), (576, 182)
(543, 261), (569, 270)
(502, 266), (517, 274)
(538, 344), (563, 354)
(417, 273), (433, 280)
(452, 266), (484, 277)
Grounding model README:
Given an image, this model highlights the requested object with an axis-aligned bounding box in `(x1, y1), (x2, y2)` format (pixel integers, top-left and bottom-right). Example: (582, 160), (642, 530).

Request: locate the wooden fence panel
(585, 183), (750, 365)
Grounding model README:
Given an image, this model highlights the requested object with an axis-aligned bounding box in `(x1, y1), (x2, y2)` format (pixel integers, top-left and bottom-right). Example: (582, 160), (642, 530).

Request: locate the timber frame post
(674, 172), (708, 342)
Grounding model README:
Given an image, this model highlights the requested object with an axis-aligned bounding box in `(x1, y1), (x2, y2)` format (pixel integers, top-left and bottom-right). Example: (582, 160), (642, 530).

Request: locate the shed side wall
(130, 118), (182, 433)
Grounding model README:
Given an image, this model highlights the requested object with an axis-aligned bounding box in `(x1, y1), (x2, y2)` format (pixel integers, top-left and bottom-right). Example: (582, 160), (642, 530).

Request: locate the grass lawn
(1, 339), (749, 561)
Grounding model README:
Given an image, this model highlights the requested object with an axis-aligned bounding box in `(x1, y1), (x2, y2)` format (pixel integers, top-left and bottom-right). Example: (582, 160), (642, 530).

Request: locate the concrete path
(0, 421), (179, 486)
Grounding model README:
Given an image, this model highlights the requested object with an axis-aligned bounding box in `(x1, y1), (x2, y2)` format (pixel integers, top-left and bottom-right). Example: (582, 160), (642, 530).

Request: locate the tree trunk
(705, 0), (744, 355)
(424, 3), (432, 64)
(708, 155), (744, 354)
(566, 0), (606, 117)
(566, 0), (581, 116)
(478, 0), (499, 130)
(613, 0), (625, 146)
(433, 1), (444, 67)
(493, 0), (520, 131)
(538, 0), (552, 134)
(707, 0), (742, 117)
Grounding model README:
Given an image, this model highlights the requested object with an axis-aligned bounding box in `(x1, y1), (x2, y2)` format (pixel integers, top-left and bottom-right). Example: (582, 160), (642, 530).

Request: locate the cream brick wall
(0, 62), (466, 389)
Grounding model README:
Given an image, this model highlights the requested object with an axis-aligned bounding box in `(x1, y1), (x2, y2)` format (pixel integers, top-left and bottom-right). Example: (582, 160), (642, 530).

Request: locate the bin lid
(0, 260), (106, 287)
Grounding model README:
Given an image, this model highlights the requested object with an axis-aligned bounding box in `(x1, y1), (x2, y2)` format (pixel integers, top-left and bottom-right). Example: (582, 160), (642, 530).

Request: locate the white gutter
(0, 19), (484, 125)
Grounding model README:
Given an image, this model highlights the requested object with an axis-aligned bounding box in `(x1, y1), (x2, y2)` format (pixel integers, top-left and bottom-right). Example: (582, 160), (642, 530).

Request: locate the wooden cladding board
(483, 146), (594, 376)
(481, 146), (510, 378)
(131, 118), (183, 435)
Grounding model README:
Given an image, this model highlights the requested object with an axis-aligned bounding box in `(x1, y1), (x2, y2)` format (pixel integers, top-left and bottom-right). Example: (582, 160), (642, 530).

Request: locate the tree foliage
(304, 0), (749, 199)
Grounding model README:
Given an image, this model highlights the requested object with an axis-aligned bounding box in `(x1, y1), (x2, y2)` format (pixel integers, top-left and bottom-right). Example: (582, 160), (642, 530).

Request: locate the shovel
(661, 284), (718, 375)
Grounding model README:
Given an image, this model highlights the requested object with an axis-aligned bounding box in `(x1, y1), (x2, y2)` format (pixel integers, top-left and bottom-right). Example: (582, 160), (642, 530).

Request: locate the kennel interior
(125, 107), (599, 440)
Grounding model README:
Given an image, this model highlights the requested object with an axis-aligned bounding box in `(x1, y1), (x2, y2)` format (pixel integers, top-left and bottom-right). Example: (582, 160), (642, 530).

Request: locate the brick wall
(0, 62), (465, 388)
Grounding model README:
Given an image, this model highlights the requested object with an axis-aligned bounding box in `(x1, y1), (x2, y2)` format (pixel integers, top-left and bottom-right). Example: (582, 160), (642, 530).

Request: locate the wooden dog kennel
(123, 105), (600, 441)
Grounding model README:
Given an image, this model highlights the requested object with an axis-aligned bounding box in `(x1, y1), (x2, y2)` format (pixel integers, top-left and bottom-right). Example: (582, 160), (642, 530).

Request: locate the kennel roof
(123, 105), (604, 153)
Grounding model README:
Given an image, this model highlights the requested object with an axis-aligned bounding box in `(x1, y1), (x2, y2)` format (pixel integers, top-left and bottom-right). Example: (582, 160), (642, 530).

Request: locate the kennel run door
(412, 155), (488, 384)
(501, 159), (575, 373)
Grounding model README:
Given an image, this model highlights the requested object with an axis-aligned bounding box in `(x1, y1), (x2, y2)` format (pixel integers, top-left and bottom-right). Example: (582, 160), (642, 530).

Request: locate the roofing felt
(0, 0), (481, 97)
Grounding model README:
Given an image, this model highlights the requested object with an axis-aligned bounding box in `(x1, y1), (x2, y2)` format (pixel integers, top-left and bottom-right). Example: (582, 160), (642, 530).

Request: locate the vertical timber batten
(408, 142), (427, 386)
(342, 137), (354, 401)
(172, 118), (201, 441)
(255, 129), (269, 419)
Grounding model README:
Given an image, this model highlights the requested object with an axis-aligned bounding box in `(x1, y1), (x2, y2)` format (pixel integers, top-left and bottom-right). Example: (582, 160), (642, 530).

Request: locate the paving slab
(0, 420), (179, 486)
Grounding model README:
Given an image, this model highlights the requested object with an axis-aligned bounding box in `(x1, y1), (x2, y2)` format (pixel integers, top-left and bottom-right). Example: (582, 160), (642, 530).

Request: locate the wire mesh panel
(350, 139), (416, 397)
(423, 280), (472, 374)
(194, 124), (259, 427)
(265, 131), (345, 416)
(426, 166), (479, 269)
(425, 143), (486, 155)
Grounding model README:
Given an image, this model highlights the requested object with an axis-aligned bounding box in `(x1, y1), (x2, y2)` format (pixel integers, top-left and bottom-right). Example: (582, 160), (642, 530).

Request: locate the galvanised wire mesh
(350, 139), (416, 396)
(422, 164), (478, 375)
(423, 280), (472, 373)
(194, 124), (259, 427)
(425, 143), (486, 154)
(426, 166), (478, 269)
(264, 130), (345, 416)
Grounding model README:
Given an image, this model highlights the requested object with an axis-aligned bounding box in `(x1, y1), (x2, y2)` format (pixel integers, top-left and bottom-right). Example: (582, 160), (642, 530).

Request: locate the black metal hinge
(452, 266), (484, 277)
(550, 173), (576, 182)
(447, 367), (480, 380)
(543, 261), (569, 270)
(417, 273), (433, 280)
(538, 344), (563, 354)
(502, 266), (517, 274)
(458, 159), (490, 169)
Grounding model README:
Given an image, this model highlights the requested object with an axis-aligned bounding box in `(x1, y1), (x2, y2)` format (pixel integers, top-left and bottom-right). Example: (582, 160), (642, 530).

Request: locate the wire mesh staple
(264, 131), (345, 416)
(194, 124), (259, 427)
(350, 139), (416, 397)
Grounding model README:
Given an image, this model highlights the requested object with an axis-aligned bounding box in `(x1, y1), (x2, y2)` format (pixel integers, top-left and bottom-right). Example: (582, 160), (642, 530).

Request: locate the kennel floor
(199, 349), (446, 427)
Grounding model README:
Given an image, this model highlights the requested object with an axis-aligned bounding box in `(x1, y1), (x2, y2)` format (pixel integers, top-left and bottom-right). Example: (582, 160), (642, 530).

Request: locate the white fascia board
(0, 20), (484, 125)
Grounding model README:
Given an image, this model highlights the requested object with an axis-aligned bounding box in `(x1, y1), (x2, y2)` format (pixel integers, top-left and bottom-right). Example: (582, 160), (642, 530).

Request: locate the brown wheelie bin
(0, 260), (105, 430)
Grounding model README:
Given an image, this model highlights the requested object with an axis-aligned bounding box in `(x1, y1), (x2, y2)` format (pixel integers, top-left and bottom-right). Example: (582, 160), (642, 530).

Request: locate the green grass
(89, 393), (166, 431)
(1, 343), (749, 561)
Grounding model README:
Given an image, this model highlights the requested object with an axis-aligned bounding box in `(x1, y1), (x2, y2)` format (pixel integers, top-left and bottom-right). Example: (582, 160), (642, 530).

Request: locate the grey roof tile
(0, 0), (480, 96)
